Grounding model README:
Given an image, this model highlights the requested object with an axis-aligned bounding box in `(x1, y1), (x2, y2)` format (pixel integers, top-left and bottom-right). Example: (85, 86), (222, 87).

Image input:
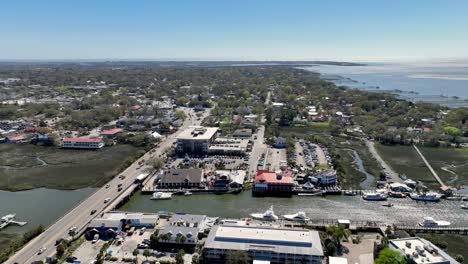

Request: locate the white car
(104, 198), (111, 203)
(38, 247), (47, 254)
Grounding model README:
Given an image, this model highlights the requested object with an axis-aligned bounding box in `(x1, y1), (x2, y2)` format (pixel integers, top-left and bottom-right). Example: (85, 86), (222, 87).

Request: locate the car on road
(90, 209), (97, 215)
(105, 184), (110, 189)
(104, 198), (111, 203)
(117, 187), (122, 192)
(38, 247), (47, 255)
(117, 183), (122, 188)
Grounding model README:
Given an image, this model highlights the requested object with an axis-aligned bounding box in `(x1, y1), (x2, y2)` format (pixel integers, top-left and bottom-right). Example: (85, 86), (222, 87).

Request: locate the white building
(176, 126), (218, 154)
(389, 237), (460, 264)
(203, 225), (323, 264)
(61, 137), (104, 149)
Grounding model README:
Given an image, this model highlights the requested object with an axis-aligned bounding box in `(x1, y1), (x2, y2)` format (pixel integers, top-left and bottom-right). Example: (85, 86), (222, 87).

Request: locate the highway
(5, 107), (205, 264)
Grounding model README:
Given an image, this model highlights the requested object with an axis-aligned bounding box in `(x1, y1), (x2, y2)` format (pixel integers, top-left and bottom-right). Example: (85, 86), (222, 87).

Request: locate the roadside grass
(0, 233), (20, 253)
(0, 144), (143, 191)
(374, 144), (438, 187)
(419, 147), (468, 187)
(376, 144), (468, 188)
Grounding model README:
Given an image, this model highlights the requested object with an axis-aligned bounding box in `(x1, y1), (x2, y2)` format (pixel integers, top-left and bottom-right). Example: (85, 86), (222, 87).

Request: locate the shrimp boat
(250, 206), (279, 221)
(282, 211), (310, 222)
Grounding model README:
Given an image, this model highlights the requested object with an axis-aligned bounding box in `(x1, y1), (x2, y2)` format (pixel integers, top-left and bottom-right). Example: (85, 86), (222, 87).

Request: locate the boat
(183, 191), (193, 196)
(462, 197), (468, 201)
(1, 214), (16, 223)
(419, 217), (451, 227)
(344, 190), (357, 196)
(382, 202), (394, 207)
(461, 204), (468, 209)
(445, 196), (461, 201)
(282, 211), (310, 222)
(250, 206), (279, 221)
(362, 192), (387, 201)
(410, 192), (442, 202)
(388, 191), (406, 198)
(150, 192), (172, 200)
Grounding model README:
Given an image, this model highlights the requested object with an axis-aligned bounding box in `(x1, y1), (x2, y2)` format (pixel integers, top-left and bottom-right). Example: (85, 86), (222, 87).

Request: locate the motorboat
(388, 191), (406, 198)
(344, 190), (357, 196)
(150, 192), (172, 200)
(183, 191), (193, 196)
(461, 204), (468, 209)
(419, 217), (450, 227)
(362, 192), (387, 201)
(1, 214), (15, 223)
(250, 206), (279, 221)
(282, 211), (310, 222)
(410, 192), (442, 202)
(382, 202), (394, 207)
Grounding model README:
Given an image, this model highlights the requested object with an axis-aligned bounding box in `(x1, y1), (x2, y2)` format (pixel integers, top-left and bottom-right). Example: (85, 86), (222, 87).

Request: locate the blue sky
(1, 0), (468, 61)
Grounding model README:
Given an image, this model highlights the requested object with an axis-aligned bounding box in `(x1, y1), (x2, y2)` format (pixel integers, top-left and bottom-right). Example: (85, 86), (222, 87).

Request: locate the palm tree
(326, 224), (351, 246)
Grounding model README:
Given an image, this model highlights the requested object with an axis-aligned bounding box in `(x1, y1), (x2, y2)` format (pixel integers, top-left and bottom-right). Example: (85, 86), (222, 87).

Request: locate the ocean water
(300, 62), (468, 107)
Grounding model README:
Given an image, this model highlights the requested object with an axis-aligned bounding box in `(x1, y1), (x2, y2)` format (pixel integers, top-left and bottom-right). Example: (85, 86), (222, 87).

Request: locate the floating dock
(0, 214), (27, 231)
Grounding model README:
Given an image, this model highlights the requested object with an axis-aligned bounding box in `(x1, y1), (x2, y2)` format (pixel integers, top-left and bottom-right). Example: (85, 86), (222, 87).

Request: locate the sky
(1, 0), (468, 62)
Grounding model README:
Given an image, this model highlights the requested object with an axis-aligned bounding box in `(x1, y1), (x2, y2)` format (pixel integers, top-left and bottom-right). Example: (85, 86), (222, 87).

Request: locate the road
(5, 107), (206, 264)
(247, 92), (270, 179)
(365, 139), (404, 184)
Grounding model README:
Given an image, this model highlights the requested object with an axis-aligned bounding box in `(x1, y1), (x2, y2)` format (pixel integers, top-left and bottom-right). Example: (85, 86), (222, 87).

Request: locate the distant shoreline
(408, 74), (468, 81)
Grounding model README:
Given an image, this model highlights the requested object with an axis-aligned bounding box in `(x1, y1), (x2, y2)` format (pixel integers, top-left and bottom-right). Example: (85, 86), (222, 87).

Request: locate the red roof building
(62, 137), (104, 149)
(254, 170), (294, 196)
(7, 134), (28, 143)
(100, 128), (123, 137)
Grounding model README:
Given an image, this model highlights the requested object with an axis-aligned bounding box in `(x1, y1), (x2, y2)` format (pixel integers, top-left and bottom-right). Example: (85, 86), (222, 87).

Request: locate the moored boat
(388, 191), (406, 198)
(282, 211), (310, 222)
(344, 190), (357, 196)
(150, 192), (172, 200)
(419, 217), (450, 227)
(362, 192), (387, 201)
(410, 192), (442, 202)
(183, 191), (193, 196)
(250, 206), (279, 221)
(461, 204), (468, 209)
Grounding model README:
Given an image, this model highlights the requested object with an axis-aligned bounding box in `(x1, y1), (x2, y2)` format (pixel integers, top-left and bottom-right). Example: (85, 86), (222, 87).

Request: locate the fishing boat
(419, 217), (450, 227)
(250, 206), (279, 221)
(410, 192), (442, 202)
(282, 211), (310, 222)
(150, 192), (172, 200)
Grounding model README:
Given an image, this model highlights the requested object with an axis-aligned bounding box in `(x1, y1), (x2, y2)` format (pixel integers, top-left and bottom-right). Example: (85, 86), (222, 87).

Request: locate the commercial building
(208, 137), (249, 156)
(158, 169), (205, 189)
(87, 212), (159, 239)
(203, 225), (324, 264)
(389, 237), (460, 264)
(61, 137), (104, 149)
(157, 214), (209, 246)
(253, 170), (294, 196)
(176, 126), (218, 154)
(232, 128), (253, 138)
(211, 170), (246, 191)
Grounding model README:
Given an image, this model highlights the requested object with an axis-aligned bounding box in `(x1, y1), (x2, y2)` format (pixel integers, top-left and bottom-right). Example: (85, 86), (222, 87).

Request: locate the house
(157, 214), (208, 246)
(253, 170), (294, 196)
(100, 128), (123, 138)
(61, 137), (104, 149)
(6, 134), (28, 144)
(211, 170), (246, 191)
(312, 170), (338, 186)
(203, 225), (324, 264)
(158, 169), (205, 189)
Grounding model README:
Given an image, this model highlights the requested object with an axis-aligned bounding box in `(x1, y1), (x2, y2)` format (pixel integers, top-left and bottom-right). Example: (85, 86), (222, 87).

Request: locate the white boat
(461, 204), (468, 209)
(410, 192), (442, 202)
(250, 206), (279, 221)
(419, 217), (451, 227)
(1, 214), (15, 223)
(282, 211), (310, 222)
(150, 192), (172, 200)
(183, 191), (193, 196)
(362, 192), (387, 201)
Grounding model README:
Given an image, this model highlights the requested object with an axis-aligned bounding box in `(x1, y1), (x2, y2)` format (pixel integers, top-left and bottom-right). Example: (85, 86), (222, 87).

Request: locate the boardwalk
(413, 144), (446, 187)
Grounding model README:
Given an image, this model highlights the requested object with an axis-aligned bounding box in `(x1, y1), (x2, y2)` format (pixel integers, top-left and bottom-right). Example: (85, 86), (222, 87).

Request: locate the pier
(0, 214), (27, 231)
(413, 144), (446, 187)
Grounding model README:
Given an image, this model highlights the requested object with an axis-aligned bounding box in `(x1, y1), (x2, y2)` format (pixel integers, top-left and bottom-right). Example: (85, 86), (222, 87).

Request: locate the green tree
(375, 248), (406, 264)
(192, 254), (200, 264)
(176, 249), (185, 264)
(143, 249), (151, 260)
(455, 255), (464, 263)
(326, 225), (351, 246)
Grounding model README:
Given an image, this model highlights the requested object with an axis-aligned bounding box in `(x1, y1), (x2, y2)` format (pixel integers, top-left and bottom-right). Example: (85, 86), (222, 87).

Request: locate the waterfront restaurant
(253, 170), (294, 196)
(61, 137), (104, 149)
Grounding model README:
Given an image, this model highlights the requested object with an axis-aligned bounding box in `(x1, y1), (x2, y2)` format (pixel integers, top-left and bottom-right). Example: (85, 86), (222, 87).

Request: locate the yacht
(150, 192), (172, 200)
(344, 190), (357, 196)
(1, 214), (15, 223)
(362, 192), (387, 201)
(282, 211), (310, 222)
(419, 217), (451, 227)
(461, 204), (468, 209)
(250, 206), (279, 221)
(183, 191), (193, 196)
(410, 192), (442, 202)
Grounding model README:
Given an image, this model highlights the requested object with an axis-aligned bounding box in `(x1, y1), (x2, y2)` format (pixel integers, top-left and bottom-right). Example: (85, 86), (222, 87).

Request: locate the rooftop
(176, 126), (218, 140)
(205, 225), (323, 256)
(100, 128), (123, 135)
(390, 237), (458, 264)
(62, 137), (103, 143)
(255, 170), (294, 184)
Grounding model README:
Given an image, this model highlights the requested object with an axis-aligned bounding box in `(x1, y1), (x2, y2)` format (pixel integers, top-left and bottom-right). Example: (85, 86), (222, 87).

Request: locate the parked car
(90, 209), (97, 215)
